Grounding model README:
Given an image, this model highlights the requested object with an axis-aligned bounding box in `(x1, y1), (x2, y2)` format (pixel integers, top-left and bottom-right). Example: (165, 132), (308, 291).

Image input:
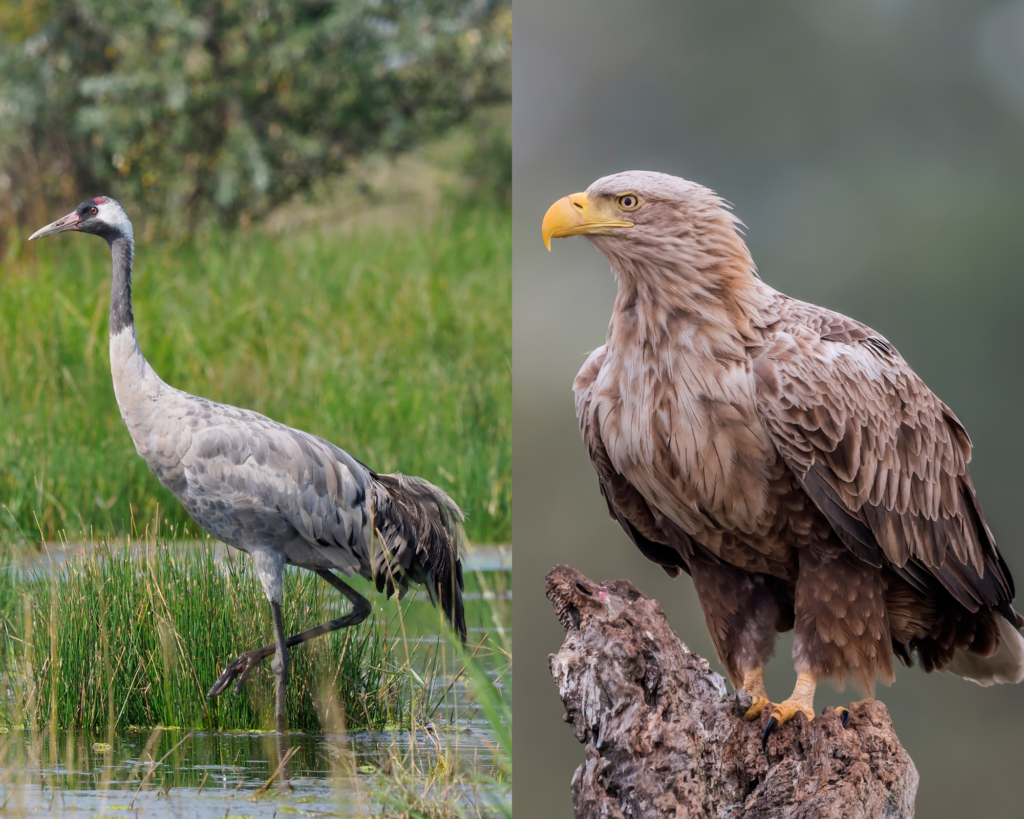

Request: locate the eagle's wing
(574, 346), (692, 576)
(752, 299), (1015, 616)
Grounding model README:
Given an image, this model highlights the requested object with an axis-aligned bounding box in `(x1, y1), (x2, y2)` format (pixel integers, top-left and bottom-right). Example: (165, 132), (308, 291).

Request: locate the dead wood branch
(546, 565), (918, 819)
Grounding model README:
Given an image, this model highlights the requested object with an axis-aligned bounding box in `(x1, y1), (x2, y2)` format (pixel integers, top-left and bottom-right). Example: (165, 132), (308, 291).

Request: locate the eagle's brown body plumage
(547, 170), (1023, 722)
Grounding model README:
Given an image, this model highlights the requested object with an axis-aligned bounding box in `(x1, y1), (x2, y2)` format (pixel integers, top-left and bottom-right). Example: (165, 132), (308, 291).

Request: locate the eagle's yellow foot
(745, 696), (771, 721)
(740, 668), (771, 721)
(822, 705), (851, 728)
(762, 672), (817, 751)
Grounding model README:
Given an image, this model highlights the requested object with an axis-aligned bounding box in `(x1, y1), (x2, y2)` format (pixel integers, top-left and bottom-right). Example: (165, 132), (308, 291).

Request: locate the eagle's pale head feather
(544, 170), (764, 347)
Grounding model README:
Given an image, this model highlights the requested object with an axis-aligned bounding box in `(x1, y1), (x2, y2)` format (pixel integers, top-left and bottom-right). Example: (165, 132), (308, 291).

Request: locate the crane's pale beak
(541, 192), (634, 250)
(28, 210), (81, 241)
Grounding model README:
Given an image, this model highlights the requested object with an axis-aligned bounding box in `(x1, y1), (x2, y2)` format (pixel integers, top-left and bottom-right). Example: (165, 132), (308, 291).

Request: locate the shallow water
(1, 724), (507, 817)
(22, 542), (512, 575)
(0, 543), (512, 816)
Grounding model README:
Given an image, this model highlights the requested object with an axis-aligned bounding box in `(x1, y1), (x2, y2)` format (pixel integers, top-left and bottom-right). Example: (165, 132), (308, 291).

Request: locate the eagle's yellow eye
(616, 193), (642, 211)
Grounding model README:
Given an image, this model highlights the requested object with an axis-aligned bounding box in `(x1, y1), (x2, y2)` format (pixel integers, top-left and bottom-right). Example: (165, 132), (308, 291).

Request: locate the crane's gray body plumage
(112, 318), (463, 610)
(112, 325), (374, 594)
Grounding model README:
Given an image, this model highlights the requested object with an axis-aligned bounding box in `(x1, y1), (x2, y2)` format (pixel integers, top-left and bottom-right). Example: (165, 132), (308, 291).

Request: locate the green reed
(368, 639), (512, 818)
(0, 537), (423, 733)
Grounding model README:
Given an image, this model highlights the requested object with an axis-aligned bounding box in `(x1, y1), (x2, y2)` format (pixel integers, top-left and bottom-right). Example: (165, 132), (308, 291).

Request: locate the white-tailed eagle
(542, 171), (1024, 746)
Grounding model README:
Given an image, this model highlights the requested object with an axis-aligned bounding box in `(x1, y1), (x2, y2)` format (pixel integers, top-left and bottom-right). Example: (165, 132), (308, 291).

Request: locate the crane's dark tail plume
(371, 473), (467, 641)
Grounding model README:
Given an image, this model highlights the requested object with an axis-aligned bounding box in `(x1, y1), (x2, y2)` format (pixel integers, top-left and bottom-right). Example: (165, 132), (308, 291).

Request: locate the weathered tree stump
(546, 565), (919, 819)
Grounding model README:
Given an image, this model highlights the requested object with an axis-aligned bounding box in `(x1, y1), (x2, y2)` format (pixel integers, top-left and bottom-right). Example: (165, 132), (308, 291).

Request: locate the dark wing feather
(574, 346), (692, 577)
(753, 298), (1015, 614)
(371, 472), (466, 640)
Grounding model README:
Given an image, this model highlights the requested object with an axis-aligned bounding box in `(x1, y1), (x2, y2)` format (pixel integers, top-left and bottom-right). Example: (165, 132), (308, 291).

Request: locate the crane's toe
(207, 647), (273, 698)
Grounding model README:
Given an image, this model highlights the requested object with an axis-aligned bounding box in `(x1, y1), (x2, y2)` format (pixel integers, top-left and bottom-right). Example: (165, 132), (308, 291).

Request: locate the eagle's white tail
(946, 616), (1024, 686)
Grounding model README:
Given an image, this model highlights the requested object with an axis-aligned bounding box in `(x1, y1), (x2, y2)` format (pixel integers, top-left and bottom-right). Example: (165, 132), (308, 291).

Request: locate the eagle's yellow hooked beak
(541, 192), (634, 250)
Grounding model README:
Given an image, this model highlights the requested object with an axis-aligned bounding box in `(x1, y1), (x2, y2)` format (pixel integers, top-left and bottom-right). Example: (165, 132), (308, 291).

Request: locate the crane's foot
(207, 646), (274, 698)
(740, 667), (771, 721)
(762, 671), (817, 751)
(822, 705), (851, 728)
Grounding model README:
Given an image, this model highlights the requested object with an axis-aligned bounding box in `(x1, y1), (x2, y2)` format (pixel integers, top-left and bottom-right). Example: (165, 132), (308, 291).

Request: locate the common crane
(30, 198), (466, 732)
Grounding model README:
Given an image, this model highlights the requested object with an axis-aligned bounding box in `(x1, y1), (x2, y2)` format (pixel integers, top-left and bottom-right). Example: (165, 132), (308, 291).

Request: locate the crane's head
(29, 196), (133, 244)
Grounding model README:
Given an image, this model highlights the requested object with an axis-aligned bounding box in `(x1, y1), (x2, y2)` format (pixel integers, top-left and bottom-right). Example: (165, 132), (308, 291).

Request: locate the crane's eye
(89, 207), (98, 215)
(616, 193), (642, 212)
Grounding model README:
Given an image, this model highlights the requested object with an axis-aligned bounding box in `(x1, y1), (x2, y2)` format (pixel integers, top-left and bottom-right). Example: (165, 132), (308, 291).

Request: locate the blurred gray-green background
(513, 1), (1024, 816)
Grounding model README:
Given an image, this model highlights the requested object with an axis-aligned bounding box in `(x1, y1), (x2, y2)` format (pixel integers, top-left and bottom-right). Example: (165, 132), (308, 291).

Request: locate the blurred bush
(0, 0), (510, 244)
(458, 103), (510, 207)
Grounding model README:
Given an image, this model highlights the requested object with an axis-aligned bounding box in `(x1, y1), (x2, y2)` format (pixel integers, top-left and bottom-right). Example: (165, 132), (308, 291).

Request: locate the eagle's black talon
(761, 716), (778, 751)
(820, 705), (851, 728)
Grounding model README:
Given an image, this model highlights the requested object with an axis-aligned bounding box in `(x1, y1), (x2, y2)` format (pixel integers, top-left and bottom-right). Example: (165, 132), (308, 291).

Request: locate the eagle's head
(542, 170), (755, 287)
(542, 169), (762, 341)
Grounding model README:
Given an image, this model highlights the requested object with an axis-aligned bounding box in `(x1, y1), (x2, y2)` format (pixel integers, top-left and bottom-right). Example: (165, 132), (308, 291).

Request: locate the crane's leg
(207, 570), (372, 699)
(268, 598), (293, 791)
(270, 598), (288, 734)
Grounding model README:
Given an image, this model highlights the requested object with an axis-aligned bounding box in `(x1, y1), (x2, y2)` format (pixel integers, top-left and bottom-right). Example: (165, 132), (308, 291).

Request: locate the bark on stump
(546, 565), (919, 819)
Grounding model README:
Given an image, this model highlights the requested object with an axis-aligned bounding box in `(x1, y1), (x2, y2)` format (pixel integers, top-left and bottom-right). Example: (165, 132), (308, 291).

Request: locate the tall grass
(366, 637), (512, 818)
(0, 537), (416, 733)
(0, 538), (511, 814)
(0, 203), (510, 545)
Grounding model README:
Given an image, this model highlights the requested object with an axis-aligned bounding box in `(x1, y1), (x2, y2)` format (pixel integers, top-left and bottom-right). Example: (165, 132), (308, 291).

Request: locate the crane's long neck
(110, 234), (136, 337)
(107, 232), (165, 445)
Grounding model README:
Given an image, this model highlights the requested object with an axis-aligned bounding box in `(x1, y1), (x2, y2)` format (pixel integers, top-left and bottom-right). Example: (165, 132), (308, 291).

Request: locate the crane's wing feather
(752, 299), (1015, 615)
(177, 399), (372, 572)
(175, 395), (465, 638)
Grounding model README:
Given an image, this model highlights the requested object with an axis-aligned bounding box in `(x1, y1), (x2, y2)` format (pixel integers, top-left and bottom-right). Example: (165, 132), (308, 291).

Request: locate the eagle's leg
(740, 667), (771, 720)
(761, 539), (891, 749)
(762, 671), (817, 749)
(687, 555), (791, 719)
